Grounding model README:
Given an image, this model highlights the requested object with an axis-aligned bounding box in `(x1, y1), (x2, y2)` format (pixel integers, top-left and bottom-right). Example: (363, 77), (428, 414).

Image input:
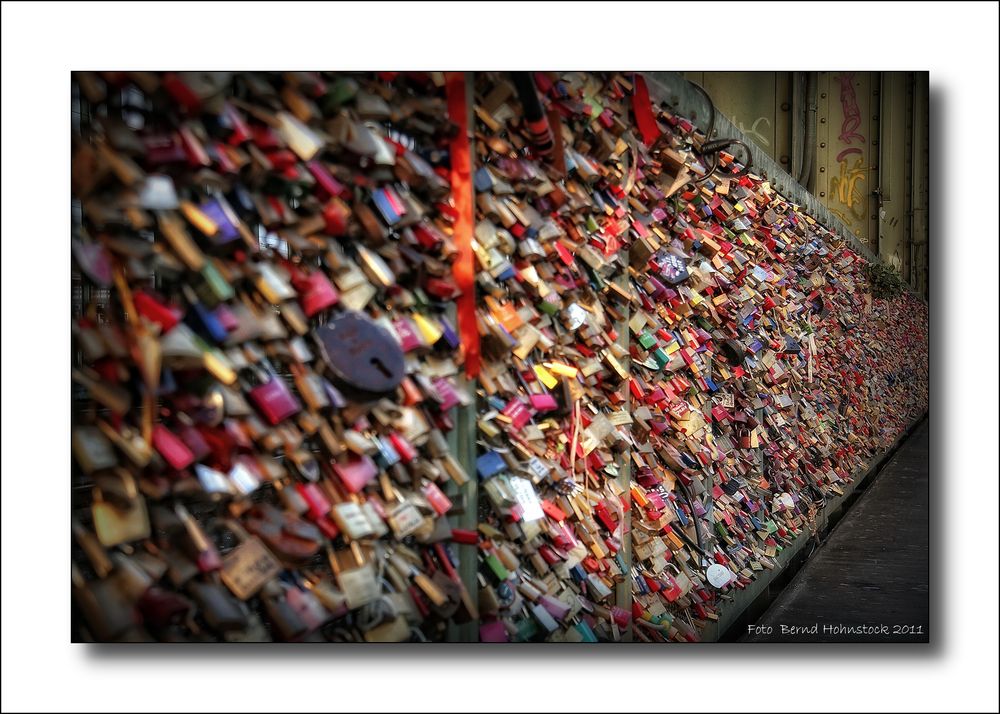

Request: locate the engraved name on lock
(387, 502), (424, 539)
(221, 533), (282, 600)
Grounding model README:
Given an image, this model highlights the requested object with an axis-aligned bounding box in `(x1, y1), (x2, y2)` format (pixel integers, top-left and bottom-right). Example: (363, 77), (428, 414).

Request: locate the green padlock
(652, 347), (671, 369)
(483, 552), (509, 582)
(199, 261), (235, 305)
(574, 620), (599, 643)
(514, 616), (539, 642)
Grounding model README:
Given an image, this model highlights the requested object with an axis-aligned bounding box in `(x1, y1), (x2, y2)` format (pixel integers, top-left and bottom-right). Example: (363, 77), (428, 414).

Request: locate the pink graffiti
(837, 72), (866, 141)
(836, 147), (862, 162)
(835, 73), (866, 165)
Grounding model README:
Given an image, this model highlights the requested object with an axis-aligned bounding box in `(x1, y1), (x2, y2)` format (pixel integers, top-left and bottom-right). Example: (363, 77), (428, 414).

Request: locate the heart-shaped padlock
(315, 311), (406, 401)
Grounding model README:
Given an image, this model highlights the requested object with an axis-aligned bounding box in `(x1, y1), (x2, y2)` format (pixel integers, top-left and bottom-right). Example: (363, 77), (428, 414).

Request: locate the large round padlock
(315, 311), (406, 401)
(706, 563), (734, 589)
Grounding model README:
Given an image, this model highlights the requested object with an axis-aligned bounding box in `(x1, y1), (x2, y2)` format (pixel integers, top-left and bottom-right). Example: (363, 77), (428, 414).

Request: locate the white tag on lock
(564, 303), (588, 331)
(138, 175), (179, 210)
(195, 463), (234, 495)
(387, 501), (423, 539)
(508, 476), (544, 523)
(706, 563), (734, 589)
(332, 502), (375, 540)
(774, 492), (795, 511)
(229, 462), (261, 496)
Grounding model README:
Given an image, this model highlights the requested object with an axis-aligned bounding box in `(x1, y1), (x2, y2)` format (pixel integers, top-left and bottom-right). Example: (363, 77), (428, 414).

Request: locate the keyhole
(370, 356), (392, 378)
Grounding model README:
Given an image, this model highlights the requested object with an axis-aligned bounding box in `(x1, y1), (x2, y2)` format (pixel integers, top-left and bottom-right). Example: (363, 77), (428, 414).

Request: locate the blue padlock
(476, 450), (507, 481)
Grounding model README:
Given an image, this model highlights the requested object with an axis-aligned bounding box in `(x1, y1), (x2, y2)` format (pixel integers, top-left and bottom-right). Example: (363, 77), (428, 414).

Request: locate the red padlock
(450, 529), (479, 546)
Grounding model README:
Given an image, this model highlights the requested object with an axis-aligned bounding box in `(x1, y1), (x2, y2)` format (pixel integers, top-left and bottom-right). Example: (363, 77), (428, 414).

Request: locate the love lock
(706, 563), (734, 589)
(315, 311), (406, 401)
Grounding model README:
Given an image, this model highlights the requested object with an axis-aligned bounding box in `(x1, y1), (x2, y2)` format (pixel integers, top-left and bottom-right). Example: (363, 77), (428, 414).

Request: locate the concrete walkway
(743, 419), (930, 642)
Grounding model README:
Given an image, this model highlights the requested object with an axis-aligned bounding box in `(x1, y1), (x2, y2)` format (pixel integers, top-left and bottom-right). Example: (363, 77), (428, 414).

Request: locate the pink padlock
(152, 424), (195, 471)
(295, 270), (339, 317)
(393, 317), (424, 352)
(502, 398), (531, 431)
(241, 365), (301, 426)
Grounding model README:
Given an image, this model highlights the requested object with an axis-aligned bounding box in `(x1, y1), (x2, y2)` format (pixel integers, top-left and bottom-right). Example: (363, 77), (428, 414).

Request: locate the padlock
(187, 577), (251, 634)
(315, 311), (406, 401)
(330, 497), (376, 541)
(363, 612), (412, 643)
(215, 519), (282, 600)
(259, 580), (309, 642)
(91, 470), (150, 547)
(291, 267), (339, 317)
(328, 542), (380, 610)
(243, 502), (323, 564)
(421, 480), (453, 517)
(332, 453), (379, 494)
(289, 362), (330, 412)
(387, 548), (448, 609)
(72, 425), (119, 475)
(661, 564), (685, 603)
(173, 504), (222, 574)
(384, 484), (425, 540)
(71, 522), (142, 641)
(239, 363), (301, 426)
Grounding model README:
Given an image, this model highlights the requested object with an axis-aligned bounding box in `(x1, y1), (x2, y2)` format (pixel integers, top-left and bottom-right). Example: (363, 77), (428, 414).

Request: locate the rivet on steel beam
(821, 93), (827, 99)
(820, 118), (826, 124)
(819, 167), (826, 173)
(820, 192), (826, 197)
(820, 142), (826, 148)
(780, 102), (790, 111)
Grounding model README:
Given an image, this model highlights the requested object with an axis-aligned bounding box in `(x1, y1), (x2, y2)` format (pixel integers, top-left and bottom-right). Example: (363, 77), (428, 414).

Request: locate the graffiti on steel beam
(731, 115), (771, 148)
(829, 156), (867, 223)
(829, 73), (868, 229)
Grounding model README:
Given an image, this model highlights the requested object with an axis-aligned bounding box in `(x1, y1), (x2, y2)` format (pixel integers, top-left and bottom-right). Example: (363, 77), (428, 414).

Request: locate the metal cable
(686, 80), (753, 183)
(674, 477), (709, 567)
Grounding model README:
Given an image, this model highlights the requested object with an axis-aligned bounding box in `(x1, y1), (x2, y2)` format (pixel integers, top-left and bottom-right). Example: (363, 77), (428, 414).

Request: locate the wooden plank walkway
(742, 419), (930, 642)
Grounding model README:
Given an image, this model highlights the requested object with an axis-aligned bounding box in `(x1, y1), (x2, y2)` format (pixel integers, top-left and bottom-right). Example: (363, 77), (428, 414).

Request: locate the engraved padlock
(215, 519), (282, 600)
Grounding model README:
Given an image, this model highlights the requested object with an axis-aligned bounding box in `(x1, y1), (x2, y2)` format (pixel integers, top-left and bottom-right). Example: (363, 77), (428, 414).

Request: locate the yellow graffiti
(829, 156), (867, 223)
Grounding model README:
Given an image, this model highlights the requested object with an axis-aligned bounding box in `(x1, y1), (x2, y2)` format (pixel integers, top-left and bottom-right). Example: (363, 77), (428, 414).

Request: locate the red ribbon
(631, 74), (661, 146)
(445, 72), (480, 378)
